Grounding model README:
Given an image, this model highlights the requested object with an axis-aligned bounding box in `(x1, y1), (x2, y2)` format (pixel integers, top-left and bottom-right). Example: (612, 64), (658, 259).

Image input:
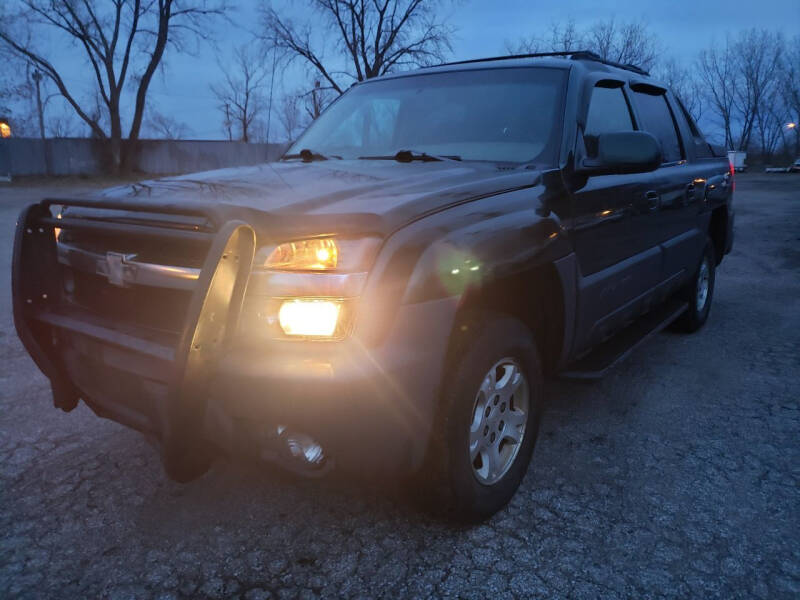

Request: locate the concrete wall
(0, 138), (287, 177)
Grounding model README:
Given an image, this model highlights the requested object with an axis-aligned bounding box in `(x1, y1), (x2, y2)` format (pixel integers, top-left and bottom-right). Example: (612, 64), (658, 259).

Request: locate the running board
(560, 299), (687, 380)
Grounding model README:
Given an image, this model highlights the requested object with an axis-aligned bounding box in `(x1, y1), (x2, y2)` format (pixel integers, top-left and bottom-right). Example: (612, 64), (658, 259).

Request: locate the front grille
(59, 229), (208, 269)
(41, 198), (217, 340)
(66, 268), (193, 335)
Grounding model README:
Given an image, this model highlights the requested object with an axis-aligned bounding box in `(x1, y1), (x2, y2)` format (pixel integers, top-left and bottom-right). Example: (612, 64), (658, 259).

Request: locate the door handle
(686, 182), (696, 204)
(644, 190), (661, 212)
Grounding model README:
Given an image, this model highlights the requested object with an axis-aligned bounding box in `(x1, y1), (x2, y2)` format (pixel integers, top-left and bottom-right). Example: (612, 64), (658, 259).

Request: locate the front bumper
(205, 297), (457, 473)
(13, 198), (458, 476)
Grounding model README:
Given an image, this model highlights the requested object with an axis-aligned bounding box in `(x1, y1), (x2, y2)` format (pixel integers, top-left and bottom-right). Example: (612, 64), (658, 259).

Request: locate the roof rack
(435, 50), (650, 76)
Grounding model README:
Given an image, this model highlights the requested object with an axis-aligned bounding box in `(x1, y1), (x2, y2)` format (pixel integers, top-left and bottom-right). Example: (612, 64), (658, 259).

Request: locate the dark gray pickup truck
(13, 51), (734, 519)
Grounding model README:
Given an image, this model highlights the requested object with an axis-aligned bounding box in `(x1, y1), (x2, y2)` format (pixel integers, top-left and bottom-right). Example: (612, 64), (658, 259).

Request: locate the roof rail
(435, 50), (650, 76)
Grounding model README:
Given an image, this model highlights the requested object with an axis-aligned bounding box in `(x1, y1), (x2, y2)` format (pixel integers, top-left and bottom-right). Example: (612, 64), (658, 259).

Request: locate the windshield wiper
(282, 148), (341, 162)
(358, 149), (461, 163)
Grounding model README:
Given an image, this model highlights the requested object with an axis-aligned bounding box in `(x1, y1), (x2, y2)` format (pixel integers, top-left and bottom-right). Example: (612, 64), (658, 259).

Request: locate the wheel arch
(445, 260), (570, 376)
(709, 205), (728, 266)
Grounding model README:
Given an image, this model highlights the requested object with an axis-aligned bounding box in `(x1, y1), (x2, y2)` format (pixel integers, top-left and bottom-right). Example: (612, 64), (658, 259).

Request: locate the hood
(93, 160), (541, 240)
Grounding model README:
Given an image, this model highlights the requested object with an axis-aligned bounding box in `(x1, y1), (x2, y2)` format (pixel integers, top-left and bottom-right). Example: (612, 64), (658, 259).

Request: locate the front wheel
(423, 313), (543, 521)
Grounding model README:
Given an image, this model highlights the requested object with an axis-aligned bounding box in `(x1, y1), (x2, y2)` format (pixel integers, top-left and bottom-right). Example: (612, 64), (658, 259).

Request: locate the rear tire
(422, 312), (543, 521)
(675, 238), (716, 333)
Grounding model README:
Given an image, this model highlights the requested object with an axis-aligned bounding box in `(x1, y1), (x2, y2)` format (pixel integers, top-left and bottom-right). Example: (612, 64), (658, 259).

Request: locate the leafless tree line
(699, 30), (799, 157)
(2, 1), (798, 170)
(211, 0), (454, 145)
(509, 18), (661, 71)
(0, 0), (452, 163)
(0, 0), (227, 172)
(509, 18), (799, 160)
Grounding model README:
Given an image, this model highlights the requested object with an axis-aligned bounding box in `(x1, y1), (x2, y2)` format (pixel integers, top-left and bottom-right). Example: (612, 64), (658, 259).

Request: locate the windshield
(287, 67), (567, 165)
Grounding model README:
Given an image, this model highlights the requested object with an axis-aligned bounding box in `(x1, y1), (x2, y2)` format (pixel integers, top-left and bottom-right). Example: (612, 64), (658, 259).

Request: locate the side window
(632, 90), (684, 163)
(584, 85), (634, 158)
(674, 98), (713, 159)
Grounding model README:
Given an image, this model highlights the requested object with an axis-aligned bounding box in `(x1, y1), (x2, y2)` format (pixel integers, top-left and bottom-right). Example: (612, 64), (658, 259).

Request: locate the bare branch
(210, 43), (271, 142)
(0, 0), (227, 172)
(260, 1), (453, 94)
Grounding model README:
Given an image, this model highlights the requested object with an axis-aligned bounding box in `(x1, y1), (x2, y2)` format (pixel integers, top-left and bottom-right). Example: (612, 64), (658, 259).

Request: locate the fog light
(278, 299), (341, 337)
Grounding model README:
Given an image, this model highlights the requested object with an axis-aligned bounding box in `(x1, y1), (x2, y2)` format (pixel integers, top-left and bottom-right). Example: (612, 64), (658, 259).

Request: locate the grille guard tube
(12, 203), (81, 411)
(159, 221), (256, 481)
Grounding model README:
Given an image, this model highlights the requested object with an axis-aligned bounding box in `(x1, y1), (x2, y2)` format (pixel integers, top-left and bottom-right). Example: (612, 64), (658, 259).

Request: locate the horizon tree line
(1, 1), (798, 172)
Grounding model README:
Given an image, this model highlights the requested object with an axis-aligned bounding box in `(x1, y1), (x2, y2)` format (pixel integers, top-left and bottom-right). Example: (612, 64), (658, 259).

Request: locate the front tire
(423, 313), (543, 521)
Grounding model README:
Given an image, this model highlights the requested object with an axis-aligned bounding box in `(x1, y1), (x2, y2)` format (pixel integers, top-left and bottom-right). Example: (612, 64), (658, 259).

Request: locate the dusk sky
(26, 0), (800, 140)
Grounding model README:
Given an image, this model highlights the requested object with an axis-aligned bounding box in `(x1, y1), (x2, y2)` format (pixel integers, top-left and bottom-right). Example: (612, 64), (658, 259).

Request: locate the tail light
(728, 161), (735, 192)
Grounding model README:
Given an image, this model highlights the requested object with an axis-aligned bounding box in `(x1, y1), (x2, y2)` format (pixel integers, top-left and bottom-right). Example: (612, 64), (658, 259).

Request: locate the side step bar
(560, 299), (687, 380)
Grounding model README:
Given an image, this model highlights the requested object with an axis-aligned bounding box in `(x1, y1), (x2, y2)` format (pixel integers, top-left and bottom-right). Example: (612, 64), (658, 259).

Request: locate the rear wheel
(423, 313), (543, 521)
(675, 239), (716, 332)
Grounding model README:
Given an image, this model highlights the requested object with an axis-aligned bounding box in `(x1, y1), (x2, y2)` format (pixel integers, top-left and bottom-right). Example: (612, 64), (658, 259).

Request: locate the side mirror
(578, 131), (662, 175)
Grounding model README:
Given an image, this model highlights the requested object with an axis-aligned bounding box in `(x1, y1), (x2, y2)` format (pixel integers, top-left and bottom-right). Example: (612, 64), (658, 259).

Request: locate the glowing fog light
(278, 299), (341, 337)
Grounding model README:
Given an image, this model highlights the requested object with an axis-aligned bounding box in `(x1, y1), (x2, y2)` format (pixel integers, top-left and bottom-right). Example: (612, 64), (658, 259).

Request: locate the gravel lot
(1, 174), (798, 599)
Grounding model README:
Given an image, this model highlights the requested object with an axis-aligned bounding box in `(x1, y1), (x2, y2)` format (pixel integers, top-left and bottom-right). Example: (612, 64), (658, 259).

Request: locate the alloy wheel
(469, 358), (529, 485)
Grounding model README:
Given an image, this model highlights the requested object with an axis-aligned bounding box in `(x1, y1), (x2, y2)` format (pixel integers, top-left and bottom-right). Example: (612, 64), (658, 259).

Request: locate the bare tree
(0, 62), (14, 118)
(699, 29), (785, 151)
(145, 109), (193, 139)
(781, 36), (800, 156)
(47, 109), (79, 138)
(262, 0), (454, 95)
(210, 44), (270, 142)
(732, 29), (783, 151)
(508, 19), (583, 54)
(0, 39), (38, 134)
(0, 0), (226, 172)
(279, 92), (307, 143)
(656, 57), (703, 122)
(302, 80), (338, 120)
(754, 86), (787, 159)
(509, 18), (659, 70)
(585, 18), (659, 70)
(698, 37), (738, 149)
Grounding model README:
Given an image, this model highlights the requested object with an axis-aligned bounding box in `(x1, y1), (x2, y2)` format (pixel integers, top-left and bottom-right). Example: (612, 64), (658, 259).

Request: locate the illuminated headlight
(278, 299), (342, 337)
(248, 237), (380, 341)
(258, 237), (380, 272)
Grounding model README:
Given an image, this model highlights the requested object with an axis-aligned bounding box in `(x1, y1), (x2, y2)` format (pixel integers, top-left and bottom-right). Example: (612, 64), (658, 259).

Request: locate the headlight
(265, 238), (338, 270)
(246, 236), (380, 341)
(258, 237), (381, 272)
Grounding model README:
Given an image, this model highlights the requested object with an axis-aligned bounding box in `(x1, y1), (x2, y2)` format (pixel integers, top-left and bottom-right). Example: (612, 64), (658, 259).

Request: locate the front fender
(354, 182), (573, 347)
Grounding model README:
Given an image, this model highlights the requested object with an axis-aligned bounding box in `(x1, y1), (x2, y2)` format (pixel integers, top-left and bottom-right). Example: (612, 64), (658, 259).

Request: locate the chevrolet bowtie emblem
(105, 252), (137, 287)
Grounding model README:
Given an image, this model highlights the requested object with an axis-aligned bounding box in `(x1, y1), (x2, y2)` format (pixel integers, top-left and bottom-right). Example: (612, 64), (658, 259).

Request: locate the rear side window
(584, 85), (634, 158)
(674, 98), (713, 159)
(632, 91), (683, 163)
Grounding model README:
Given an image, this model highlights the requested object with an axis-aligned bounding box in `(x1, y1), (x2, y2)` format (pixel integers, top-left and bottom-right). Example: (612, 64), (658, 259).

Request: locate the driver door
(569, 81), (661, 352)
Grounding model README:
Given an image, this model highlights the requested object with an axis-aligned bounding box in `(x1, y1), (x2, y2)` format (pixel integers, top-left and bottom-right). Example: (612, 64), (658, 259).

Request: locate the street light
(787, 122), (797, 129)
(0, 118), (11, 138)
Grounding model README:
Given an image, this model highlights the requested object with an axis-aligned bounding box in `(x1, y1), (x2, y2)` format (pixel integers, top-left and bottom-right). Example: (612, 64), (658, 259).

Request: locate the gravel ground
(1, 174), (798, 599)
